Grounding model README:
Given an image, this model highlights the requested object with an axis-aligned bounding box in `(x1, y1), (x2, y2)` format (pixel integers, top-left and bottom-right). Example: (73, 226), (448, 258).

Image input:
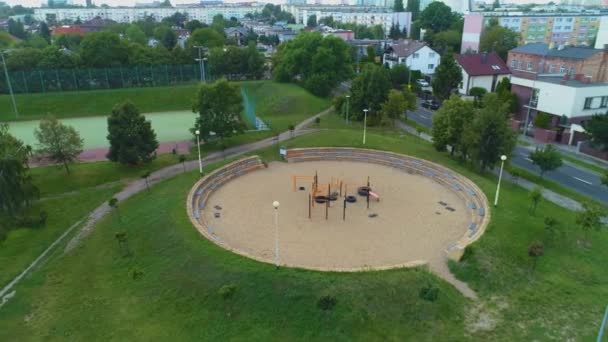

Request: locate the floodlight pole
(273, 201), (280, 268)
(1, 51), (19, 119)
(195, 130), (202, 174)
(345, 95), (350, 125)
(363, 109), (369, 145)
(194, 45), (206, 82)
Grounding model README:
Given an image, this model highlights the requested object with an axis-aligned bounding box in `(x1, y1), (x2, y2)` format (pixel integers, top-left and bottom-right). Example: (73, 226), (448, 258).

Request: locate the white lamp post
(195, 130), (202, 175)
(272, 201), (280, 268)
(494, 155), (507, 207)
(363, 109), (369, 145)
(345, 95), (350, 125)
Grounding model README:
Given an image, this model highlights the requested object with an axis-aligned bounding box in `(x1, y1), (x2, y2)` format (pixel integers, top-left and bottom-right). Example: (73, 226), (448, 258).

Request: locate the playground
(192, 154), (484, 274)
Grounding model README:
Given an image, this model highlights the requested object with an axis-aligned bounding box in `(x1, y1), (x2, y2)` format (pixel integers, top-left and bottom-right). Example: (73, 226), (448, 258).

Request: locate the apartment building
(461, 11), (606, 54)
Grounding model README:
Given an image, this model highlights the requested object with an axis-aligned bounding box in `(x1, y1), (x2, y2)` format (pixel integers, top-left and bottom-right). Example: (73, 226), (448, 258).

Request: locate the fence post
(21, 71), (28, 93)
(56, 69), (62, 92)
(105, 68), (110, 88)
(119, 66), (124, 88)
(39, 70), (45, 93)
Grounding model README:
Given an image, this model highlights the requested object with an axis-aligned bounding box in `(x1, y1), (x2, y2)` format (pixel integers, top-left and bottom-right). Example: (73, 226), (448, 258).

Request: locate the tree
(462, 93), (515, 171)
(583, 112), (608, 150)
(576, 202), (604, 243)
(154, 25), (177, 49)
(192, 79), (245, 144)
(544, 217), (558, 245)
(186, 20), (204, 33)
(479, 24), (519, 61)
(80, 31), (129, 67)
(431, 95), (475, 155)
(107, 102), (159, 165)
(419, 2), (456, 32)
(272, 32), (352, 96)
(432, 54), (462, 100)
(406, 0), (420, 21)
(160, 0), (172, 7)
(469, 87), (487, 107)
(307, 14), (317, 27)
(34, 116), (83, 175)
(528, 242), (544, 271)
(529, 144), (562, 178)
(187, 27), (225, 51)
(126, 24), (147, 46)
(0, 31), (13, 49)
(529, 186), (542, 215)
(4, 48), (43, 71)
(178, 154), (187, 173)
(8, 19), (26, 40)
(39, 22), (51, 43)
(380, 90), (408, 125)
(389, 64), (410, 89)
(141, 171), (151, 192)
(0, 124), (38, 219)
(394, 0), (404, 12)
(425, 30), (461, 54)
(349, 64), (391, 123)
(24, 34), (49, 49)
(602, 171), (608, 187)
(108, 197), (120, 222)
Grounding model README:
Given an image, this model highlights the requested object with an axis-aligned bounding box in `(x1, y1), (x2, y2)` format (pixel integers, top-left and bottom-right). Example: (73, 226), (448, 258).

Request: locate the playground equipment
(292, 172), (379, 220)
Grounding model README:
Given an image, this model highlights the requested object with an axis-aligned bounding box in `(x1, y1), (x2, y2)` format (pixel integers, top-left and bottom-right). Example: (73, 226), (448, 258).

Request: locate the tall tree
(80, 31), (129, 67)
(307, 14), (317, 27)
(34, 116), (83, 174)
(154, 25), (177, 49)
(107, 102), (159, 165)
(39, 22), (51, 43)
(406, 0), (420, 21)
(463, 93), (516, 171)
(529, 144), (562, 178)
(432, 95), (475, 155)
(7, 19), (26, 40)
(432, 54), (462, 100)
(479, 24), (519, 60)
(419, 2), (455, 33)
(185, 20), (204, 33)
(192, 79), (245, 144)
(389, 64), (410, 89)
(126, 24), (147, 46)
(187, 27), (225, 51)
(349, 64), (391, 123)
(576, 202), (604, 243)
(0, 124), (38, 218)
(393, 0), (404, 12)
(583, 112), (608, 150)
(380, 89), (410, 124)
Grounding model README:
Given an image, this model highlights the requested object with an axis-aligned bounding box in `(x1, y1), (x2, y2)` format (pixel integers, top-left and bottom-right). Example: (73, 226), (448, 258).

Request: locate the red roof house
(455, 52), (510, 95)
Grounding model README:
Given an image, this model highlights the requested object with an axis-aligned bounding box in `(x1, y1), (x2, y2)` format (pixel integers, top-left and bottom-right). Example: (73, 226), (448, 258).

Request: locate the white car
(416, 79), (430, 87)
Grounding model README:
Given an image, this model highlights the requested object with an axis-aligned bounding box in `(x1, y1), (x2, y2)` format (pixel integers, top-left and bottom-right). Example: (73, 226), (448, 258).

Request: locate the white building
(382, 39), (440, 75)
(455, 52), (510, 95)
(33, 4), (263, 24)
(283, 5), (411, 35)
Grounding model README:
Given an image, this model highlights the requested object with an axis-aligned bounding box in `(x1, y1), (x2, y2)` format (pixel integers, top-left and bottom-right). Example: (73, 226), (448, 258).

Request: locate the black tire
(357, 186), (371, 196)
(314, 196), (328, 204)
(345, 195), (357, 203)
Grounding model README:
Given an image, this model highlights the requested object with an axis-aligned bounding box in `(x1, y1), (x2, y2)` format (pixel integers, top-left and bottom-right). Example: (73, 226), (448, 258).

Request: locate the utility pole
(1, 51), (19, 119)
(194, 45), (206, 82)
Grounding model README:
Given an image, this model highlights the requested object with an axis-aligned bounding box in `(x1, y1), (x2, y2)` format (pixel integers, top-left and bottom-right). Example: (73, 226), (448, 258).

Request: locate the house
(314, 25), (355, 41)
(382, 39), (440, 75)
(508, 43), (608, 127)
(225, 26), (249, 45)
(455, 52), (510, 95)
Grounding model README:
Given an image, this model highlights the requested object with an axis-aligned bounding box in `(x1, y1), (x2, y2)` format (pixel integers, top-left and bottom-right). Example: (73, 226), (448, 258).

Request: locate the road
(405, 103), (608, 205)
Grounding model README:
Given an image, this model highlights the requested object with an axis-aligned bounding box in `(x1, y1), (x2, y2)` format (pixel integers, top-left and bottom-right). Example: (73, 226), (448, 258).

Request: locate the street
(405, 102), (608, 205)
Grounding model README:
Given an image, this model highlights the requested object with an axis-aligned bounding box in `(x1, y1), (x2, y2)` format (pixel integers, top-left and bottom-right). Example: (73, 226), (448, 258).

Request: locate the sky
(4, 0), (215, 6)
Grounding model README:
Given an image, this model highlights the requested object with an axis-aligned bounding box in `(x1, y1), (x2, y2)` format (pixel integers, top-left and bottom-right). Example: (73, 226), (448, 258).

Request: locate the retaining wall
(286, 148), (491, 261)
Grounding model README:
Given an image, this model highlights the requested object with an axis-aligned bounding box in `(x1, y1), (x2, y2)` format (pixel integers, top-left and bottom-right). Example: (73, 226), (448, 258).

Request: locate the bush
(218, 284), (237, 299)
(315, 117), (321, 125)
(534, 112), (551, 129)
(317, 295), (337, 311)
(419, 284), (439, 302)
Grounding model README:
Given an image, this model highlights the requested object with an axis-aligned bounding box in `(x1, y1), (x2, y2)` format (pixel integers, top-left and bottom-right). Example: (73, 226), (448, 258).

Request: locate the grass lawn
(560, 153), (606, 175)
(1, 126), (606, 340)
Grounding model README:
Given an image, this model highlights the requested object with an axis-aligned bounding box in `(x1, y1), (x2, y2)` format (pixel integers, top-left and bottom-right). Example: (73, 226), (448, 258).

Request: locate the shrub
(317, 295), (337, 311)
(534, 112), (551, 129)
(218, 284), (237, 299)
(315, 117), (321, 125)
(419, 284), (439, 302)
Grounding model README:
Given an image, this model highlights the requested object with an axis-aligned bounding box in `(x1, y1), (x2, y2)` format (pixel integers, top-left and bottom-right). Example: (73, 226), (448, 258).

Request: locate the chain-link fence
(0, 64), (212, 94)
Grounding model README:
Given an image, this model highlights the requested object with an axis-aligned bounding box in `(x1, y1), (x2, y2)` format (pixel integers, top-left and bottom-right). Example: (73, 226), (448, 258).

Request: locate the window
(527, 62), (533, 71)
(559, 65), (565, 73)
(601, 96), (608, 108)
(428, 64), (434, 69)
(511, 59), (517, 68)
(429, 52), (435, 58)
(556, 18), (563, 22)
(584, 97), (593, 109)
(413, 53), (419, 58)
(554, 26), (561, 30)
(564, 26), (571, 30)
(518, 60), (523, 69)
(549, 64), (555, 73)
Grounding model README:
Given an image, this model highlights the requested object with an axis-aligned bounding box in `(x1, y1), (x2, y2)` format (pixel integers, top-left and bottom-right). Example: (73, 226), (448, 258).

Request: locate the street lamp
(345, 95), (350, 125)
(195, 130), (202, 174)
(272, 200), (280, 268)
(494, 155), (507, 207)
(202, 57), (207, 82)
(0, 50), (19, 119)
(362, 109), (369, 145)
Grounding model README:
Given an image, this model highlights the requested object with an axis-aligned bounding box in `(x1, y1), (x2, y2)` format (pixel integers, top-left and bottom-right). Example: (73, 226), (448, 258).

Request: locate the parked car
(421, 99), (440, 110)
(416, 79), (430, 87)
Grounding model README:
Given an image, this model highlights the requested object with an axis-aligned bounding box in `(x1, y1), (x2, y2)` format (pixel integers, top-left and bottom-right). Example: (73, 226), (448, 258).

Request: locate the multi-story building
(461, 11), (607, 54)
(33, 4), (264, 25)
(283, 5), (411, 35)
(506, 43), (608, 130)
(382, 39), (440, 75)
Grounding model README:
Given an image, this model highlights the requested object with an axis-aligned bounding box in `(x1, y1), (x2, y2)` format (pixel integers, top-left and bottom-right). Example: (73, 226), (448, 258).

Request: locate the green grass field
(1, 123), (606, 340)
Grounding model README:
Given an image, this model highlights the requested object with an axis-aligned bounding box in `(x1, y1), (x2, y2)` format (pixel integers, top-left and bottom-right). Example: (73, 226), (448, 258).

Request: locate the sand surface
(201, 160), (470, 271)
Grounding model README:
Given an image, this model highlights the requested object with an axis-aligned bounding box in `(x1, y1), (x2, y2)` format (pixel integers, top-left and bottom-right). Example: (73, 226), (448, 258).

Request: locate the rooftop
(386, 39), (427, 58)
(455, 52), (510, 76)
(510, 42), (602, 60)
(536, 75), (608, 88)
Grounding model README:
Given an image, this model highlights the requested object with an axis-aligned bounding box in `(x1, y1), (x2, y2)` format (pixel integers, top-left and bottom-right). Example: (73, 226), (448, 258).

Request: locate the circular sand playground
(187, 148), (489, 274)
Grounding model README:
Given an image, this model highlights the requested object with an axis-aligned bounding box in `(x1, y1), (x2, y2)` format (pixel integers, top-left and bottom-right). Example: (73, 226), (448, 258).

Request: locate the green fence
(0, 64), (211, 94)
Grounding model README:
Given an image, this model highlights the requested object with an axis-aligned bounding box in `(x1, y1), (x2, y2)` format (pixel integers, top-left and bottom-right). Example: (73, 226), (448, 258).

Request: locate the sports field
(7, 111), (196, 149)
